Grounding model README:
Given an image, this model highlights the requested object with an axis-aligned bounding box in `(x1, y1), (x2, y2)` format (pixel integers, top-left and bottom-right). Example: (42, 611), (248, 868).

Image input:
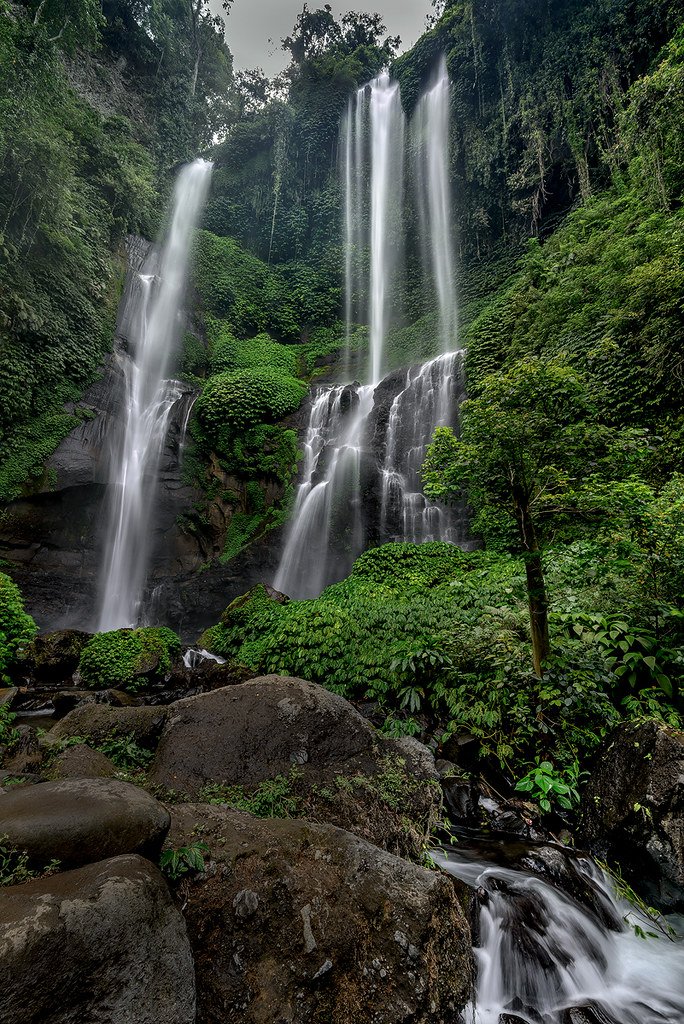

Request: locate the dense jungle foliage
(2, 0), (684, 807)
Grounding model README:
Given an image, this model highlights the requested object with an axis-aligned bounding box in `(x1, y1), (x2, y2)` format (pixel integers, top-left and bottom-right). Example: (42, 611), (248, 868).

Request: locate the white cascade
(274, 385), (373, 600)
(368, 72), (405, 384)
(275, 60), (465, 601)
(413, 54), (458, 352)
(97, 158), (212, 631)
(436, 846), (684, 1024)
(381, 350), (466, 544)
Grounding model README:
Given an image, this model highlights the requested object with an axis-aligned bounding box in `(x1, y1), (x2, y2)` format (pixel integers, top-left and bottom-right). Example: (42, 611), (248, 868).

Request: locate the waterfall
(275, 60), (464, 601)
(274, 385), (373, 600)
(97, 158), (212, 631)
(368, 73), (404, 384)
(436, 845), (684, 1024)
(381, 351), (466, 544)
(413, 55), (458, 352)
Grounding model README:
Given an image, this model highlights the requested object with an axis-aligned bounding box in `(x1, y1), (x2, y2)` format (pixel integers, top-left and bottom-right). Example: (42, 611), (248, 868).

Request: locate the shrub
(78, 627), (181, 691)
(0, 573), (37, 677)
(195, 367), (307, 455)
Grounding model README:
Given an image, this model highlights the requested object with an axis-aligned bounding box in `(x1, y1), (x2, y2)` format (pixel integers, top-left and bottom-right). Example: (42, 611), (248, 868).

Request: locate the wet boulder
(46, 702), (167, 749)
(22, 630), (91, 684)
(49, 743), (118, 780)
(168, 804), (472, 1024)
(150, 675), (440, 859)
(0, 777), (170, 870)
(0, 854), (195, 1024)
(581, 720), (684, 910)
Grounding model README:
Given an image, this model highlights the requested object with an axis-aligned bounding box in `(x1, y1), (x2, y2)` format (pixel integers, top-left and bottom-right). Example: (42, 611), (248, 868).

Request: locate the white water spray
(98, 158), (212, 631)
(275, 61), (465, 600)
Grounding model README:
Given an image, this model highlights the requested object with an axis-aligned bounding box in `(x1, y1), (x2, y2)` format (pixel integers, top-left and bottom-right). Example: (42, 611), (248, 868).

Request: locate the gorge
(1, 1), (684, 1022)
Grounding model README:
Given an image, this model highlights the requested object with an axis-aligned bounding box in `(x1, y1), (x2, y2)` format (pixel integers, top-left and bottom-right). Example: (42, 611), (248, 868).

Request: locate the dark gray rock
(582, 720), (684, 910)
(23, 630), (91, 683)
(168, 804), (472, 1024)
(47, 703), (167, 748)
(150, 676), (440, 858)
(0, 854), (195, 1024)
(0, 778), (169, 869)
(49, 744), (117, 781)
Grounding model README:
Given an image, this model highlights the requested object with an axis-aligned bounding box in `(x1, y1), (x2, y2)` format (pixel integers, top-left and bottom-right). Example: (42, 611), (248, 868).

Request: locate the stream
(436, 836), (684, 1024)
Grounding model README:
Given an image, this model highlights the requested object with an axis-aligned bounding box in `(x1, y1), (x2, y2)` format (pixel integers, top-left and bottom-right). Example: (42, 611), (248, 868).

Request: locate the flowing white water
(368, 73), (404, 384)
(274, 385), (373, 599)
(275, 61), (465, 600)
(413, 55), (458, 352)
(436, 846), (684, 1024)
(98, 158), (212, 631)
(381, 350), (466, 544)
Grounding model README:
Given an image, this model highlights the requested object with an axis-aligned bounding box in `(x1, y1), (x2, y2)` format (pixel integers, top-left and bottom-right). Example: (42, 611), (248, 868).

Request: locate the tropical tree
(422, 358), (649, 675)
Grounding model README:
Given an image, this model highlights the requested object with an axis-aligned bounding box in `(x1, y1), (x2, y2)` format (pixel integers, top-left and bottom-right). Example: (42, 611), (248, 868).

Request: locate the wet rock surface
(582, 720), (684, 909)
(49, 743), (118, 780)
(168, 804), (472, 1024)
(47, 702), (167, 748)
(0, 854), (195, 1024)
(0, 778), (170, 869)
(150, 676), (440, 857)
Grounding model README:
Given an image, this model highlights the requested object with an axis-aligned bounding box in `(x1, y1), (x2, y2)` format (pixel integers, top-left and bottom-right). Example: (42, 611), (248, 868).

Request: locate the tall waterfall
(97, 159), (212, 631)
(436, 844), (684, 1024)
(413, 55), (457, 352)
(275, 61), (463, 601)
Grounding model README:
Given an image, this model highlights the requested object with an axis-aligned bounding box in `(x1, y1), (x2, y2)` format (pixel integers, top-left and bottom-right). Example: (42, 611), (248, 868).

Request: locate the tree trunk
(525, 547), (550, 676)
(517, 503), (550, 676)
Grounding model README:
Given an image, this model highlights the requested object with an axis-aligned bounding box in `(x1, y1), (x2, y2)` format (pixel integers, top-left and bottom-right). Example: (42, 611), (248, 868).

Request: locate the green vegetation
(200, 769), (302, 818)
(77, 627), (181, 691)
(0, 572), (37, 678)
(423, 359), (651, 675)
(160, 841), (209, 881)
(0, 836), (59, 887)
(0, 0), (234, 505)
(202, 535), (683, 779)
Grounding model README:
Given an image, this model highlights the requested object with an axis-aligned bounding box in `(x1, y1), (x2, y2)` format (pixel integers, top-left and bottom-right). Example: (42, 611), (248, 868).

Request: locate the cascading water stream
(97, 158), (212, 630)
(436, 844), (684, 1024)
(368, 73), (404, 385)
(413, 55), (458, 352)
(381, 350), (467, 544)
(275, 61), (466, 600)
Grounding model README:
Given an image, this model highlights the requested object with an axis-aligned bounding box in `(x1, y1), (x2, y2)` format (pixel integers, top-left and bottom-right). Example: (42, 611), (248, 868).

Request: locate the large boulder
(0, 854), (195, 1024)
(47, 703), (167, 749)
(149, 676), (440, 858)
(49, 743), (118, 780)
(168, 804), (472, 1024)
(0, 778), (170, 870)
(582, 720), (684, 909)
(22, 630), (91, 683)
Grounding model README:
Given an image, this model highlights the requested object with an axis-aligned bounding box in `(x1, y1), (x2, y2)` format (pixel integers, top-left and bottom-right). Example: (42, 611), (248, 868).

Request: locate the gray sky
(222, 0), (433, 75)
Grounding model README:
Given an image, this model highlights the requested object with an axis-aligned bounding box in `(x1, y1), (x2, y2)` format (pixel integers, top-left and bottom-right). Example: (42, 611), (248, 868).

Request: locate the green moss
(78, 627), (181, 691)
(199, 769), (302, 818)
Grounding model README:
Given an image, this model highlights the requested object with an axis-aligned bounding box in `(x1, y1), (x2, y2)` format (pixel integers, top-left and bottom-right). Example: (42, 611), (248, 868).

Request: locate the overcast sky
(221, 0), (433, 76)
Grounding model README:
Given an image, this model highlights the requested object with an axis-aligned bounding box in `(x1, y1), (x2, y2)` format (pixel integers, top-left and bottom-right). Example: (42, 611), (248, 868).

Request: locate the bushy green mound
(195, 368), (307, 455)
(78, 627), (181, 692)
(0, 573), (37, 677)
(208, 321), (299, 377)
(202, 540), (682, 773)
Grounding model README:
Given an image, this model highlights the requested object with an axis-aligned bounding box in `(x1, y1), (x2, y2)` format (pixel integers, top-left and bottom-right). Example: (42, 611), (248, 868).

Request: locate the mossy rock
(78, 628), (181, 692)
(24, 630), (91, 683)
